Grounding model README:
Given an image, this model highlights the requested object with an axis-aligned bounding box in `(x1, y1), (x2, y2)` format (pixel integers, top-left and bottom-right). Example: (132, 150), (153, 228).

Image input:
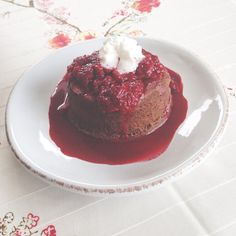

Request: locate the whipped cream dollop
(99, 36), (144, 74)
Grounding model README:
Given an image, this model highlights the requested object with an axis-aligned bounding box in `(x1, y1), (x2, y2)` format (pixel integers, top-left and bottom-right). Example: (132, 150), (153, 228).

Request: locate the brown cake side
(67, 69), (172, 141)
(126, 70), (172, 138)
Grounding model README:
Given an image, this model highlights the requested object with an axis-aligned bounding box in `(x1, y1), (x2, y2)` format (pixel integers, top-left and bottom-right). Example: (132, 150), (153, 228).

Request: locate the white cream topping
(99, 36), (144, 74)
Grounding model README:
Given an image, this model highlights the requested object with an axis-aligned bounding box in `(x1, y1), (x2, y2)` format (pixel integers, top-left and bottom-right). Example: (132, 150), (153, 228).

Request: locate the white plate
(6, 38), (228, 196)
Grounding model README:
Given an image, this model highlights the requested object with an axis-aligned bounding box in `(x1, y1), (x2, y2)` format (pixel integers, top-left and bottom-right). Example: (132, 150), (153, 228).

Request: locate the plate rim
(5, 37), (229, 195)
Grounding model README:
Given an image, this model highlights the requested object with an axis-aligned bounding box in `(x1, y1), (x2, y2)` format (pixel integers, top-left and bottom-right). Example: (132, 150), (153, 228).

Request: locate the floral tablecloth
(1, 0), (236, 235)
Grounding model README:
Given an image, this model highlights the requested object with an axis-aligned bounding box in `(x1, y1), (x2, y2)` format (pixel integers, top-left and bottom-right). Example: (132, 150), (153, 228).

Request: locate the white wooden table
(0, 0), (236, 235)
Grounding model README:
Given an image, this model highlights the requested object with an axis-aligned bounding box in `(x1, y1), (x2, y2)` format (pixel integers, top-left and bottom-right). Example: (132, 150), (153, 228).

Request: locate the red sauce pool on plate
(48, 68), (188, 165)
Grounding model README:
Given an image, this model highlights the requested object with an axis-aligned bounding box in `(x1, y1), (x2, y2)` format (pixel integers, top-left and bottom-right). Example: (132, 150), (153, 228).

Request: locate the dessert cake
(61, 37), (173, 141)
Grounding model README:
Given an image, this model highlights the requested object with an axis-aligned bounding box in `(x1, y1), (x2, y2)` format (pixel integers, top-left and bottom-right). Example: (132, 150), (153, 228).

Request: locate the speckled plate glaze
(6, 38), (229, 196)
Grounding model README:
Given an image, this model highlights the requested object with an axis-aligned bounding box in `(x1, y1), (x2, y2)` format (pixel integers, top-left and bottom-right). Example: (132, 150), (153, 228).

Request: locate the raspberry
(66, 49), (163, 113)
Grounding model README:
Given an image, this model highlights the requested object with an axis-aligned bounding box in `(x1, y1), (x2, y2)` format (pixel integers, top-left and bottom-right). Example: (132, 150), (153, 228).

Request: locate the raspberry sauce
(48, 68), (188, 165)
